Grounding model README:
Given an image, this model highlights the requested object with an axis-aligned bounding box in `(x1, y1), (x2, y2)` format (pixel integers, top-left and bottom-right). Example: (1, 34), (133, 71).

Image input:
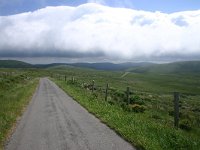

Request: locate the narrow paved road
(6, 78), (135, 150)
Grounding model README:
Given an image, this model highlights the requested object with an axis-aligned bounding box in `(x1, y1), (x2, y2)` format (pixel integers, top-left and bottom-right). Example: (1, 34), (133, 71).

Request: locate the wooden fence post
(126, 87), (130, 105)
(72, 77), (74, 83)
(174, 92), (180, 129)
(92, 80), (95, 93)
(105, 83), (109, 101)
(65, 75), (66, 81)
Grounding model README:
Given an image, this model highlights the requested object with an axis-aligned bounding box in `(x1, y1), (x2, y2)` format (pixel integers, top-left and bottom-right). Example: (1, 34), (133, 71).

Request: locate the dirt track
(5, 78), (135, 150)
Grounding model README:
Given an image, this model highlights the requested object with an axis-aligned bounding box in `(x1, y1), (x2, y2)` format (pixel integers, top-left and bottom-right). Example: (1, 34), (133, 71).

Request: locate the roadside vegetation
(51, 66), (200, 150)
(0, 60), (199, 150)
(0, 69), (46, 149)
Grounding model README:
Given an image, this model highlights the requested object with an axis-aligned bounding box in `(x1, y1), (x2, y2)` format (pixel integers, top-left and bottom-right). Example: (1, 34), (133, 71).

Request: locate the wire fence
(52, 74), (200, 130)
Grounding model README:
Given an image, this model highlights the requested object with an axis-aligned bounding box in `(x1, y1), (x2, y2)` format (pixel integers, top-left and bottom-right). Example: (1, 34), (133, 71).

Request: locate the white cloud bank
(0, 3), (200, 61)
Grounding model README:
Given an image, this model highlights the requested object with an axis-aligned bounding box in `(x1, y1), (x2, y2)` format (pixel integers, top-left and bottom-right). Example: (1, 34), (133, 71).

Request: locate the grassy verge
(0, 73), (39, 149)
(53, 78), (200, 150)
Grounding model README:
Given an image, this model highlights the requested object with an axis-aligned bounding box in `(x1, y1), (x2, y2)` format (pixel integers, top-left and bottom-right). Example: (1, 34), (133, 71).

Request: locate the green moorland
(50, 65), (200, 150)
(0, 60), (33, 68)
(0, 68), (49, 149)
(0, 60), (199, 150)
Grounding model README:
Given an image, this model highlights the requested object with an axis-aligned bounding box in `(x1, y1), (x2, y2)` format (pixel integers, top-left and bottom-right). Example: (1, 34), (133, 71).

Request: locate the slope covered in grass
(0, 60), (33, 68)
(0, 70), (39, 149)
(130, 61), (200, 74)
(53, 78), (200, 150)
(49, 63), (200, 149)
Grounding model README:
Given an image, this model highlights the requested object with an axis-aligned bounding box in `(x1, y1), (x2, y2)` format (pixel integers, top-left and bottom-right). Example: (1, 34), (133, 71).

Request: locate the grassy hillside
(67, 62), (154, 71)
(38, 62), (154, 70)
(0, 60), (33, 68)
(1, 60), (200, 73)
(49, 64), (200, 94)
(0, 61), (199, 149)
(130, 61), (200, 74)
(0, 69), (51, 149)
(50, 66), (200, 150)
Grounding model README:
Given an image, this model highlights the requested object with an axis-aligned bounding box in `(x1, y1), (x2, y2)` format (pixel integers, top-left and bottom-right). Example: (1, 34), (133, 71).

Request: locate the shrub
(114, 91), (125, 97)
(107, 100), (115, 105)
(179, 119), (192, 131)
(130, 95), (145, 105)
(91, 93), (98, 99)
(152, 114), (162, 120)
(143, 97), (152, 102)
(129, 104), (146, 113)
(120, 102), (129, 111)
(192, 108), (200, 112)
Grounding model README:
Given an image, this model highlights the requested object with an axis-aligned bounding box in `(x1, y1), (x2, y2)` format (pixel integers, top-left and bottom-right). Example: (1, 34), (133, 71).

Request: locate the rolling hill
(0, 60), (33, 68)
(130, 61), (200, 74)
(67, 62), (153, 71)
(0, 60), (153, 70)
(1, 60), (200, 74)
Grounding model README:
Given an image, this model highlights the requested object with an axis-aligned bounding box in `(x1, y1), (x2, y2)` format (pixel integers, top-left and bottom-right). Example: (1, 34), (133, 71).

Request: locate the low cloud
(0, 3), (200, 61)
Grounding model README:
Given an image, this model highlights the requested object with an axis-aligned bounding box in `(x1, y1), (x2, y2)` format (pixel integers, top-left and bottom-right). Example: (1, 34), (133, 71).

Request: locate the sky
(0, 0), (200, 63)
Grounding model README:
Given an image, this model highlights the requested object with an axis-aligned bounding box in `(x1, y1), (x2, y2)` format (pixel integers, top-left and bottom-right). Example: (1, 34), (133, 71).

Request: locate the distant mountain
(0, 60), (67, 69)
(130, 61), (200, 74)
(67, 62), (154, 71)
(1, 60), (200, 74)
(37, 62), (154, 70)
(0, 60), (33, 68)
(0, 60), (153, 70)
(34, 63), (67, 68)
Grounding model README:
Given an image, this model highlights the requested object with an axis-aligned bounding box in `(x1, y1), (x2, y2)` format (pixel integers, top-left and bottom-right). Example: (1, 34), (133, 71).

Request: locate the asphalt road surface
(5, 78), (135, 150)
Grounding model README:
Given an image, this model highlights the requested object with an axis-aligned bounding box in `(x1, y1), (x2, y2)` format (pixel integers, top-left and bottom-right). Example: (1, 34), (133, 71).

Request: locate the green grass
(49, 65), (200, 94)
(53, 78), (200, 150)
(0, 65), (199, 149)
(0, 70), (39, 149)
(50, 66), (200, 150)
(129, 61), (200, 74)
(0, 60), (33, 68)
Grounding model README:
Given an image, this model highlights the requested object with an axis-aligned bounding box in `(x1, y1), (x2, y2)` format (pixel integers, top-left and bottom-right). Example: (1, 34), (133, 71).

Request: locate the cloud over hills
(0, 3), (200, 61)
